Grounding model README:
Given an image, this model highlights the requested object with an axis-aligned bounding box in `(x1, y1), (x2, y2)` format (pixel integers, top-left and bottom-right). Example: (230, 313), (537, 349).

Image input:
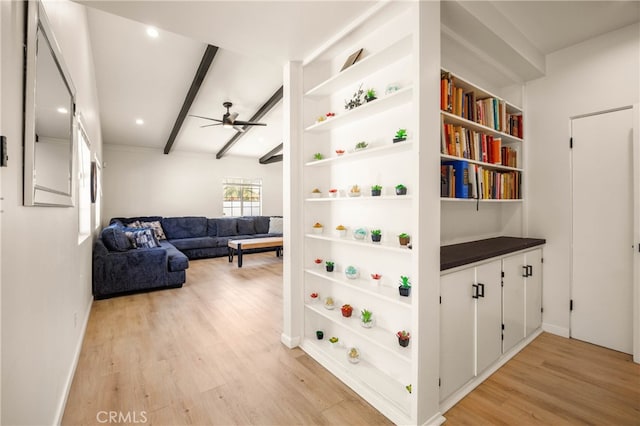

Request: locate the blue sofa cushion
(111, 216), (163, 226)
(253, 216), (270, 234)
(100, 225), (132, 252)
(162, 217), (207, 239)
(237, 218), (256, 235)
(206, 219), (218, 237)
(124, 228), (160, 249)
(169, 237), (217, 251)
(159, 241), (189, 272)
(217, 218), (238, 237)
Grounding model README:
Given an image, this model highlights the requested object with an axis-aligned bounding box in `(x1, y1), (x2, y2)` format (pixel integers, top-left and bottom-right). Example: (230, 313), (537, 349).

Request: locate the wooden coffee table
(227, 237), (283, 268)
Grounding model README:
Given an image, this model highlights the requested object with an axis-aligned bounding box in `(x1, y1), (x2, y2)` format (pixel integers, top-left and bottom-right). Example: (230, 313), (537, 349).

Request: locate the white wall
(1, 1), (103, 424)
(526, 23), (640, 336)
(102, 145), (283, 223)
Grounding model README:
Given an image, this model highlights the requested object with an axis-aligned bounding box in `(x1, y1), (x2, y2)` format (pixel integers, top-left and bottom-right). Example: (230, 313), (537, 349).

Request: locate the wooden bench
(227, 237), (283, 268)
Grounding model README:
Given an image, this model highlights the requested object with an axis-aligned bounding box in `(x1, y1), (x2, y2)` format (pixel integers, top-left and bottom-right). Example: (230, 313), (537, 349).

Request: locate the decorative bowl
(345, 266), (359, 280)
(353, 228), (367, 240)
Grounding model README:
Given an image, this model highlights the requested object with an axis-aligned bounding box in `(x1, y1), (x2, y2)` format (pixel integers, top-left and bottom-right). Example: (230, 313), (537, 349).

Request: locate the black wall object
(0, 135), (7, 167)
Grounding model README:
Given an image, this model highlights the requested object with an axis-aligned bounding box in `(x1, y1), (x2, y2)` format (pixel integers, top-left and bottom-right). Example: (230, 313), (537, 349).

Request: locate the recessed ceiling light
(57, 107), (68, 114)
(146, 27), (159, 38)
(135, 119), (144, 125)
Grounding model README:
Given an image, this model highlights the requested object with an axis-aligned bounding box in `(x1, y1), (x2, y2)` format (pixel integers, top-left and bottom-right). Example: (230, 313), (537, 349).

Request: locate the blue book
(442, 160), (471, 198)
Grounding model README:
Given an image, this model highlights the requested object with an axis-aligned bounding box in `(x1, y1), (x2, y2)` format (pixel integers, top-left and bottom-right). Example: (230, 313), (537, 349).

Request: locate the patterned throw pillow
(124, 228), (159, 249)
(125, 220), (142, 228)
(141, 221), (167, 240)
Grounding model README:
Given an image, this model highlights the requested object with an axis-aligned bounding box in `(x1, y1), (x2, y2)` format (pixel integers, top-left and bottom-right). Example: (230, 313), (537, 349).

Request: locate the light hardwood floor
(64, 253), (639, 425)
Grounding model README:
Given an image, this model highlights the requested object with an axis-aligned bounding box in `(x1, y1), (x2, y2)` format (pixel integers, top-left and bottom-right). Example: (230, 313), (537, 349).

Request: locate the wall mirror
(23, 0), (76, 206)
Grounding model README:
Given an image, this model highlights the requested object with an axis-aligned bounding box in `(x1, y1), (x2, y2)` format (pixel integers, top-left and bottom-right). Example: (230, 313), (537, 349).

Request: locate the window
(77, 123), (91, 241)
(223, 177), (262, 217)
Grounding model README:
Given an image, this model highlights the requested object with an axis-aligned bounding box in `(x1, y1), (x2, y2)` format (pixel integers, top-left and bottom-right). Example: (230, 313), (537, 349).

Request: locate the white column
(281, 61), (304, 348)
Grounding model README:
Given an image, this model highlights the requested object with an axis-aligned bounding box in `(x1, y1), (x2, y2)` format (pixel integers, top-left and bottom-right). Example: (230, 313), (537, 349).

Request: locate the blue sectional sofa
(93, 215), (282, 299)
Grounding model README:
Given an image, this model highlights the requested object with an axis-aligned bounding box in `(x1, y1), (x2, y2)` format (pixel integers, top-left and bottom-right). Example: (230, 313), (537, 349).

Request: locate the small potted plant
(398, 275), (411, 296)
(329, 336), (340, 348)
(347, 347), (360, 363)
(397, 330), (411, 347)
(328, 188), (338, 198)
(360, 309), (373, 328)
(371, 229), (382, 243)
(316, 330), (324, 340)
(314, 258), (323, 267)
(393, 128), (407, 143)
(316, 115), (327, 123)
(406, 384), (412, 394)
(325, 261), (335, 272)
(324, 297), (335, 310)
(326, 112), (335, 118)
(344, 265), (359, 280)
(395, 184), (407, 195)
(371, 185), (382, 197)
(335, 149), (345, 156)
(349, 184), (361, 197)
(336, 224), (347, 237)
(312, 222), (323, 234)
(354, 141), (368, 151)
(353, 228), (367, 240)
(398, 233), (410, 246)
(341, 304), (353, 318)
(365, 88), (377, 102)
(311, 188), (322, 198)
(344, 84), (364, 110)
(370, 273), (382, 285)
(309, 292), (320, 302)
(313, 152), (323, 160)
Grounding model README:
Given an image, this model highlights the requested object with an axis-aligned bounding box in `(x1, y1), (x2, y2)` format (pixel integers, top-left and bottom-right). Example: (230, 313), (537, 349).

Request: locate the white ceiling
(81, 1), (639, 159)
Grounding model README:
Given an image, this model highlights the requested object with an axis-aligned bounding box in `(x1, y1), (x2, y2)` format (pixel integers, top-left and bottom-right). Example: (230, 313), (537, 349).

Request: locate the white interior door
(571, 107), (634, 354)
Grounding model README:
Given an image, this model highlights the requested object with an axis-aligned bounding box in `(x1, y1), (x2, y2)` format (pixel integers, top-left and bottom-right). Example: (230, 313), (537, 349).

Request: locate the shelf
(305, 303), (412, 362)
(301, 338), (411, 416)
(441, 67), (522, 113)
(305, 195), (413, 202)
(304, 268), (411, 308)
(305, 36), (412, 98)
(305, 141), (413, 167)
(440, 154), (523, 172)
(305, 234), (413, 254)
(305, 86), (412, 133)
(441, 111), (523, 144)
(440, 198), (522, 203)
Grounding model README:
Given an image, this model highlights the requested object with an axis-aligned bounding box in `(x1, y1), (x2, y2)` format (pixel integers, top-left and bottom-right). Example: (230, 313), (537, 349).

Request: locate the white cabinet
(439, 259), (502, 401)
(502, 248), (543, 352)
(440, 248), (543, 403)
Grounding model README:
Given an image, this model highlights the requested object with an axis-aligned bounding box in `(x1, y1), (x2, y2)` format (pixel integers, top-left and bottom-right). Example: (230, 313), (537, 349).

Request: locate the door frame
(569, 104), (639, 363)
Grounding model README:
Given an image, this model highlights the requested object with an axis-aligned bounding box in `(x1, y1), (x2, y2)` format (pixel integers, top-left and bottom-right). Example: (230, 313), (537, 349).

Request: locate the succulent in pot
(341, 304), (353, 318)
(354, 141), (368, 150)
(349, 184), (361, 197)
(365, 88), (377, 102)
(393, 128), (407, 143)
(370, 273), (382, 285)
(395, 184), (407, 195)
(316, 330), (324, 340)
(309, 292), (319, 302)
(313, 152), (323, 160)
(344, 265), (359, 280)
(398, 233), (410, 246)
(312, 222), (323, 234)
(353, 227), (367, 240)
(328, 188), (338, 198)
(398, 275), (411, 296)
(325, 261), (335, 272)
(324, 297), (335, 310)
(311, 188), (322, 198)
(361, 309), (373, 328)
(335, 149), (345, 156)
(347, 347), (360, 363)
(397, 330), (411, 347)
(370, 229), (382, 243)
(336, 224), (347, 237)
(371, 185), (382, 197)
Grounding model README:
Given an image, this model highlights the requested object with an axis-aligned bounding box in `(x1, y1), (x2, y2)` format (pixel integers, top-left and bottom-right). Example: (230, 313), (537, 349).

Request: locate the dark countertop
(441, 236), (546, 271)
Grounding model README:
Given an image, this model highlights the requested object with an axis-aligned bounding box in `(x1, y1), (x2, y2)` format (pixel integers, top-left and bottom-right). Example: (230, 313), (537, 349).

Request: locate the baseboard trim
(440, 328), (543, 414)
(280, 332), (301, 348)
(423, 412), (446, 426)
(54, 297), (93, 425)
(542, 322), (570, 338)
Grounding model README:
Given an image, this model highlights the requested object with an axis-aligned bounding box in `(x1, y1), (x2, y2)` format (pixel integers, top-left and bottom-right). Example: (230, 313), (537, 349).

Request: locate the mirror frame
(23, 0), (77, 207)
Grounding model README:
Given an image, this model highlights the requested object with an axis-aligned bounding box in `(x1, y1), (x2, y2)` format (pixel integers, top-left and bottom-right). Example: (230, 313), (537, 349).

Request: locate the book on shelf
(475, 166), (521, 200)
(441, 164), (455, 198)
(442, 160), (472, 198)
(441, 124), (519, 168)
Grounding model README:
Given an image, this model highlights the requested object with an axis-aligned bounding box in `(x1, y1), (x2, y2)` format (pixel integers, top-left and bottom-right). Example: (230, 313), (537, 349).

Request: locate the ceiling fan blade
(190, 114), (223, 123)
(228, 112), (239, 123)
(234, 120), (267, 126)
(200, 123), (223, 128)
(232, 125), (246, 133)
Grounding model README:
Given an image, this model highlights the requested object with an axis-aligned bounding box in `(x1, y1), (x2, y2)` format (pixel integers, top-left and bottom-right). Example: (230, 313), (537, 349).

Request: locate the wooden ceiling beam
(258, 142), (283, 164)
(163, 44), (218, 154)
(216, 86), (283, 159)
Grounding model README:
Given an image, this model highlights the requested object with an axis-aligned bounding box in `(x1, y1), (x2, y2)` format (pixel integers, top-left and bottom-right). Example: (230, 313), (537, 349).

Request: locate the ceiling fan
(190, 101), (266, 133)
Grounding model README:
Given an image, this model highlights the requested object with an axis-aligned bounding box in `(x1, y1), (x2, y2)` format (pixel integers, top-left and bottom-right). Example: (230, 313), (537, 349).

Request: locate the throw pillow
(100, 225), (132, 252)
(124, 228), (159, 249)
(237, 218), (256, 235)
(268, 217), (283, 234)
(125, 220), (142, 228)
(217, 218), (238, 237)
(254, 216), (270, 234)
(141, 220), (167, 240)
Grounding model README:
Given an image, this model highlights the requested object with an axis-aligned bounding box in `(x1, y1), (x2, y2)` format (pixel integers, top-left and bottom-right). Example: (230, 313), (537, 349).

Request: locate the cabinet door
(525, 249), (543, 336)
(440, 267), (475, 402)
(502, 254), (526, 353)
(475, 260), (503, 374)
